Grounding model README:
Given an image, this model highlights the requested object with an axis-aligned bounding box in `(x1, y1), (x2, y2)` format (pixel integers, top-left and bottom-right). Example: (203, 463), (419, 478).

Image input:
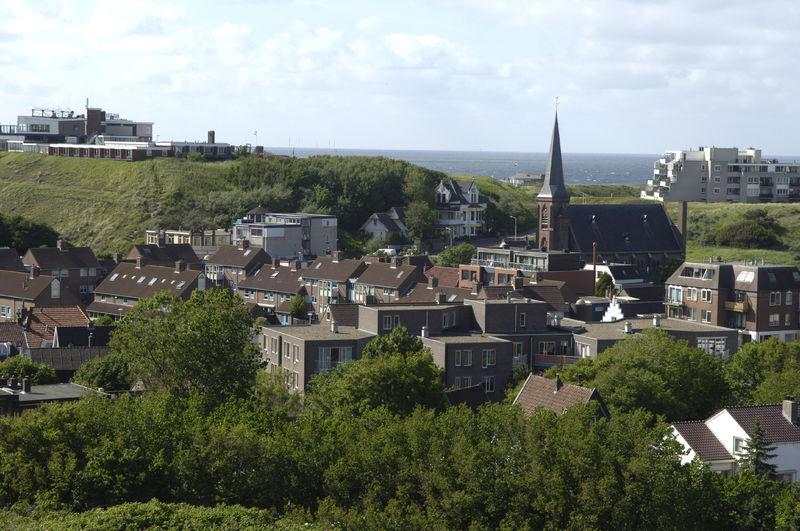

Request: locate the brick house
(206, 241), (270, 290)
(237, 265), (307, 325)
(125, 242), (200, 269)
(0, 270), (80, 321)
(22, 239), (101, 303)
(351, 258), (423, 303)
(303, 252), (367, 317)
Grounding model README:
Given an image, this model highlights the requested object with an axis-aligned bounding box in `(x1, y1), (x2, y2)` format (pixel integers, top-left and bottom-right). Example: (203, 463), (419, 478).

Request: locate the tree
(595, 272), (614, 297)
(725, 338), (800, 404)
(92, 315), (116, 326)
(361, 325), (424, 359)
(0, 213), (59, 254)
(549, 329), (730, 420)
(740, 420), (778, 478)
(0, 356), (56, 384)
(436, 243), (476, 267)
(404, 200), (436, 242)
(289, 294), (310, 320)
(109, 288), (258, 404)
(72, 352), (131, 391)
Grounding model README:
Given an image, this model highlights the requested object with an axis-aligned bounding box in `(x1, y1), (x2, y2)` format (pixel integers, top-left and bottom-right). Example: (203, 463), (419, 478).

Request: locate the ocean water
(265, 147), (656, 185)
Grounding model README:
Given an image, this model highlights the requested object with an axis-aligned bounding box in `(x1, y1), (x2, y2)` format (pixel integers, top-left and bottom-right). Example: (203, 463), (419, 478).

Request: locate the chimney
(238, 239), (250, 251)
(332, 250), (343, 263)
(293, 259), (302, 271)
(330, 321), (338, 334)
(157, 230), (166, 248)
(29, 265), (39, 279)
(678, 201), (688, 255)
(554, 373), (563, 393)
(112, 252), (121, 264)
(421, 325), (429, 338)
(21, 377), (31, 393)
(623, 321), (633, 334)
(390, 256), (399, 269)
(783, 396), (799, 425)
(9, 376), (18, 390)
(428, 275), (439, 289)
(653, 314), (661, 327)
(436, 292), (447, 304)
(174, 259), (183, 273)
(531, 271), (543, 284)
(512, 276), (524, 290)
(135, 256), (142, 269)
(208, 130), (215, 144)
(88, 332), (94, 347)
(56, 238), (65, 251)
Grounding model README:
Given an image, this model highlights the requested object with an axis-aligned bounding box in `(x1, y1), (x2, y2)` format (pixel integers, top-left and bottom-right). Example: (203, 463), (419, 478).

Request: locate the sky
(2, 0), (800, 154)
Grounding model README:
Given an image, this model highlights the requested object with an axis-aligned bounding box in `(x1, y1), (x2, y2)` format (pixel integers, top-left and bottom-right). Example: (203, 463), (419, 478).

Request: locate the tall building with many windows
(641, 147), (800, 203)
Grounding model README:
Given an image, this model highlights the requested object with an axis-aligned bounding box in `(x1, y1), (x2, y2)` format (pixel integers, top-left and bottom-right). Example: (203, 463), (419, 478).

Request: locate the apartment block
(233, 209), (337, 259)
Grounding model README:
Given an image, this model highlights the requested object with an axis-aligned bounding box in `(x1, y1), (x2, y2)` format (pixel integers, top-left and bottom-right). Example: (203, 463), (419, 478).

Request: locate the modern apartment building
(641, 147), (800, 203)
(232, 210), (337, 259)
(664, 260), (800, 341)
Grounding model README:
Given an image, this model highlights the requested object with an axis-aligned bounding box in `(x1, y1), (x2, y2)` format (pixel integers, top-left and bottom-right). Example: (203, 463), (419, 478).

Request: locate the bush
(710, 209), (784, 249)
(0, 356), (56, 384)
(72, 352), (131, 392)
(436, 243), (477, 267)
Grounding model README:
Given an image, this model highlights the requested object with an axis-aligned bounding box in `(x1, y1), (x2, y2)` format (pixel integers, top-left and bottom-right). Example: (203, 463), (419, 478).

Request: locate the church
(536, 113), (686, 279)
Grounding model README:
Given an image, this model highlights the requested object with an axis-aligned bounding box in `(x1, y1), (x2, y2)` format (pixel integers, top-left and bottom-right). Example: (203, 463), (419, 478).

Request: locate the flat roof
(424, 333), (510, 344)
(0, 383), (92, 403)
(361, 304), (462, 311)
(577, 317), (735, 341)
(263, 324), (374, 341)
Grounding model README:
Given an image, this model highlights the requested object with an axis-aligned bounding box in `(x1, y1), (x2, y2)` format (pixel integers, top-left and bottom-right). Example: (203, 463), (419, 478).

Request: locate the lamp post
(510, 215), (518, 239)
(445, 227), (454, 247)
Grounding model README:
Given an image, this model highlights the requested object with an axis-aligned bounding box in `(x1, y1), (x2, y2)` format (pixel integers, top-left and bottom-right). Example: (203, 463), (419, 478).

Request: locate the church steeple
(537, 112), (570, 202)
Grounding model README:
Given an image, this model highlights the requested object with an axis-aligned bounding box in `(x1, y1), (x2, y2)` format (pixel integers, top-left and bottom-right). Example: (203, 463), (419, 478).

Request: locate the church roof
(537, 113), (570, 201)
(564, 203), (682, 255)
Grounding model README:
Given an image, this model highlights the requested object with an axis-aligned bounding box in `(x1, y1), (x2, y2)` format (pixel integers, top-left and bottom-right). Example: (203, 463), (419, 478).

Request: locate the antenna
(554, 95), (559, 112)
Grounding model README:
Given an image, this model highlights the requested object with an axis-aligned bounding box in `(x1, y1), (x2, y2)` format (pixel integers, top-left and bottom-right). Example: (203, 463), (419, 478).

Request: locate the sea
(265, 147), (656, 185)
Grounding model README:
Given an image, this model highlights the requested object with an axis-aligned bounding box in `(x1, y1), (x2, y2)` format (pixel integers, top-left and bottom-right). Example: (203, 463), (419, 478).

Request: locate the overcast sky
(2, 0), (799, 154)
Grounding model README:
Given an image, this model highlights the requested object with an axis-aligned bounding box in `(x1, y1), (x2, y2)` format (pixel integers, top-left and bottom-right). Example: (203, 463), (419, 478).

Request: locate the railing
(533, 354), (582, 367)
(724, 300), (749, 312)
(664, 298), (683, 306)
(470, 259), (543, 273)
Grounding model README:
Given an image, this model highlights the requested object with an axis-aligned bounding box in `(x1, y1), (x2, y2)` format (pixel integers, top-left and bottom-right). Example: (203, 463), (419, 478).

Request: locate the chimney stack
(331, 250), (342, 263)
(135, 256), (142, 269)
(112, 252), (121, 264)
(678, 201), (688, 255)
(653, 314), (661, 327)
(428, 275), (438, 289)
(238, 239), (249, 251)
(174, 260), (183, 273)
(9, 376), (18, 389)
(435, 292), (447, 304)
(512, 276), (524, 290)
(88, 332), (94, 347)
(56, 238), (65, 251)
(783, 396), (799, 425)
(330, 321), (338, 334)
(421, 325), (429, 338)
(554, 373), (563, 393)
(390, 256), (399, 269)
(157, 230), (166, 248)
(21, 377), (31, 393)
(29, 265), (39, 279)
(623, 321), (633, 334)
(208, 130), (216, 144)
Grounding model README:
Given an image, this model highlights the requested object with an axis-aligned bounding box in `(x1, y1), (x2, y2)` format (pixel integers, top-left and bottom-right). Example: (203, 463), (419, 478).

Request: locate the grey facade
(233, 213), (337, 259)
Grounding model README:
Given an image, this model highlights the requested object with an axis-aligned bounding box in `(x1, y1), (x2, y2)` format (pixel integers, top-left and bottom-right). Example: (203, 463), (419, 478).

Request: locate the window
(442, 313), (449, 328)
(80, 285), (89, 294)
(0, 306), (12, 319)
(697, 337), (727, 356)
(538, 341), (556, 354)
(454, 376), (461, 388)
(770, 292), (782, 306)
(687, 287), (697, 301)
(667, 285), (683, 303)
(512, 342), (524, 368)
(383, 288), (392, 296)
(460, 349), (472, 366)
(685, 307), (696, 321)
(701, 310), (712, 323)
(244, 289), (255, 299)
(770, 313), (780, 327)
(393, 315), (400, 328)
(701, 289), (712, 303)
(736, 271), (755, 282)
(519, 312), (526, 328)
(787, 291), (793, 306)
(786, 314), (792, 326)
(481, 349), (496, 368)
(733, 437), (747, 453)
(713, 187), (720, 194)
(482, 375), (495, 393)
(383, 315), (393, 331)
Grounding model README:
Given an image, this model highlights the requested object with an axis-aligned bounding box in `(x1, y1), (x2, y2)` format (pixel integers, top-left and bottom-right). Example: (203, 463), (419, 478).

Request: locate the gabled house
(0, 269), (79, 321)
(351, 258), (423, 303)
(513, 373), (610, 418)
(87, 260), (205, 319)
(125, 242), (200, 269)
(0, 248), (25, 272)
(22, 239), (101, 302)
(206, 241), (270, 290)
(672, 398), (800, 481)
(434, 178), (487, 238)
(303, 252), (367, 316)
(237, 265), (307, 325)
(22, 306), (89, 348)
(360, 208), (408, 241)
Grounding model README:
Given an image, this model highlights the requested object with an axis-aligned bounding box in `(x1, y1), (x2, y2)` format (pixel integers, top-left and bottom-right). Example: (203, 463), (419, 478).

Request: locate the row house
(303, 253), (367, 318)
(351, 258), (423, 304)
(0, 270), (80, 321)
(237, 265), (307, 325)
(665, 261), (800, 342)
(206, 241), (270, 290)
(0, 248), (25, 272)
(125, 241), (200, 269)
(87, 260), (205, 319)
(23, 239), (101, 303)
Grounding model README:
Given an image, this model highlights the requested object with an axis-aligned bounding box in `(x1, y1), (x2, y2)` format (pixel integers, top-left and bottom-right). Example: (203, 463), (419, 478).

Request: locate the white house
(434, 179), (486, 238)
(672, 398), (800, 481)
(360, 207), (407, 241)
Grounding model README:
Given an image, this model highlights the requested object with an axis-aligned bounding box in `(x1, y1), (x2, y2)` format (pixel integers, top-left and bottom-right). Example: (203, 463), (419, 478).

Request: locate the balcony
(664, 298), (683, 307)
(725, 300), (749, 313)
(533, 354), (582, 368)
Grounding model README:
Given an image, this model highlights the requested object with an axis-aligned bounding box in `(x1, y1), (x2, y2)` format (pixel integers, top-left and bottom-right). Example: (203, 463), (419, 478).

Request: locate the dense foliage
(703, 209), (785, 249)
(725, 338), (800, 404)
(72, 351), (132, 392)
(548, 329), (730, 421)
(595, 271), (614, 296)
(435, 242), (477, 267)
(0, 356), (56, 384)
(0, 213), (59, 254)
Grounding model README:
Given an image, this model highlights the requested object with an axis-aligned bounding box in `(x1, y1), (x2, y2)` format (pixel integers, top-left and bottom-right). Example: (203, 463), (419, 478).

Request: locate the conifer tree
(740, 420), (777, 478)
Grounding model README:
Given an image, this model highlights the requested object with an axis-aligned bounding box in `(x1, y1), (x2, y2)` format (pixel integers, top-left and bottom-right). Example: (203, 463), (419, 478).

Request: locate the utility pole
(510, 215), (518, 239)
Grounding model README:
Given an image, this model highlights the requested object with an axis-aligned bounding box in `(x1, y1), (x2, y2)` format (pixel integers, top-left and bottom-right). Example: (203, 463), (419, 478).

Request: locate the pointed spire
(537, 112), (570, 201)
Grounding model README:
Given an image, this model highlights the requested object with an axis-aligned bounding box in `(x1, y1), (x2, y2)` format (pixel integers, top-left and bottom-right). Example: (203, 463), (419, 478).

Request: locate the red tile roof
(513, 374), (606, 417)
(424, 266), (460, 288)
(25, 306), (89, 348)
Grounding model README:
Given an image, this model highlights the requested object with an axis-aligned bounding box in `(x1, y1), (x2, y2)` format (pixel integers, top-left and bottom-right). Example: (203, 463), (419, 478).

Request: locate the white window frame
(701, 289), (712, 303)
(481, 349), (496, 368)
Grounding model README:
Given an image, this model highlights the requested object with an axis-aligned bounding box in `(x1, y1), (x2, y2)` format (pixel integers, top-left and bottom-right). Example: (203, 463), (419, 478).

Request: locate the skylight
(148, 278), (157, 286)
(315, 262), (322, 269)
(137, 276), (145, 284)
(736, 271), (755, 283)
(243, 249), (252, 256)
(448, 294), (457, 302)
(176, 281), (186, 289)
(109, 273), (119, 281)
(271, 271), (280, 278)
(396, 271), (404, 278)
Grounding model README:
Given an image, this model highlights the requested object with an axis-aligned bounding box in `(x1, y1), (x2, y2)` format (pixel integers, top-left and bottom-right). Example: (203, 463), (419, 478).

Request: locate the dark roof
(725, 404), (800, 444)
(388, 206), (406, 224)
(247, 205), (268, 215)
(304, 257), (366, 282)
(399, 255), (434, 270)
(54, 325), (113, 348)
(85, 300), (132, 317)
(619, 284), (665, 302)
(7, 383), (92, 404)
(438, 179), (483, 205)
(238, 266), (305, 295)
(666, 262), (800, 293)
(424, 266), (460, 288)
(0, 248), (25, 272)
(0, 322), (26, 347)
(513, 374), (606, 417)
(400, 282), (474, 304)
(24, 244), (100, 270)
(606, 265), (645, 281)
(93, 262), (201, 299)
(672, 421), (732, 461)
(523, 280), (577, 312)
(207, 244), (270, 269)
(126, 244), (200, 266)
(0, 270), (56, 301)
(355, 261), (420, 290)
(537, 113), (570, 201)
(370, 213), (403, 234)
(564, 203), (682, 255)
(27, 346), (109, 371)
(446, 385), (489, 410)
(328, 304), (360, 327)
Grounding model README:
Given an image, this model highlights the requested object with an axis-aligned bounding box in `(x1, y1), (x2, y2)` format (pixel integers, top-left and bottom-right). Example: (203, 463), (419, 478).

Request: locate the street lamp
(445, 227), (454, 247)
(510, 215), (518, 239)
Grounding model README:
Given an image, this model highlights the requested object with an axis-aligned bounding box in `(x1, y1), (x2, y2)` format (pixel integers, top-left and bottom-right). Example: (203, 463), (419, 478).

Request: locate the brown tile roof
(126, 244), (200, 266)
(206, 244), (270, 269)
(328, 304), (360, 327)
(523, 280), (577, 312)
(24, 306), (89, 348)
(238, 266), (305, 295)
(424, 266), (460, 288)
(0, 248), (25, 272)
(725, 404), (800, 444)
(356, 261), (420, 290)
(0, 322), (26, 347)
(304, 257), (366, 282)
(85, 300), (133, 317)
(0, 270), (57, 301)
(513, 374), (603, 417)
(400, 282), (474, 304)
(672, 421), (732, 461)
(24, 245), (100, 270)
(93, 262), (201, 299)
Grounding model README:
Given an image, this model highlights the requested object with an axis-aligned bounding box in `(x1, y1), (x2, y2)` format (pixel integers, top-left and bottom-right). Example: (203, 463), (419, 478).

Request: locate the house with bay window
(435, 179), (487, 238)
